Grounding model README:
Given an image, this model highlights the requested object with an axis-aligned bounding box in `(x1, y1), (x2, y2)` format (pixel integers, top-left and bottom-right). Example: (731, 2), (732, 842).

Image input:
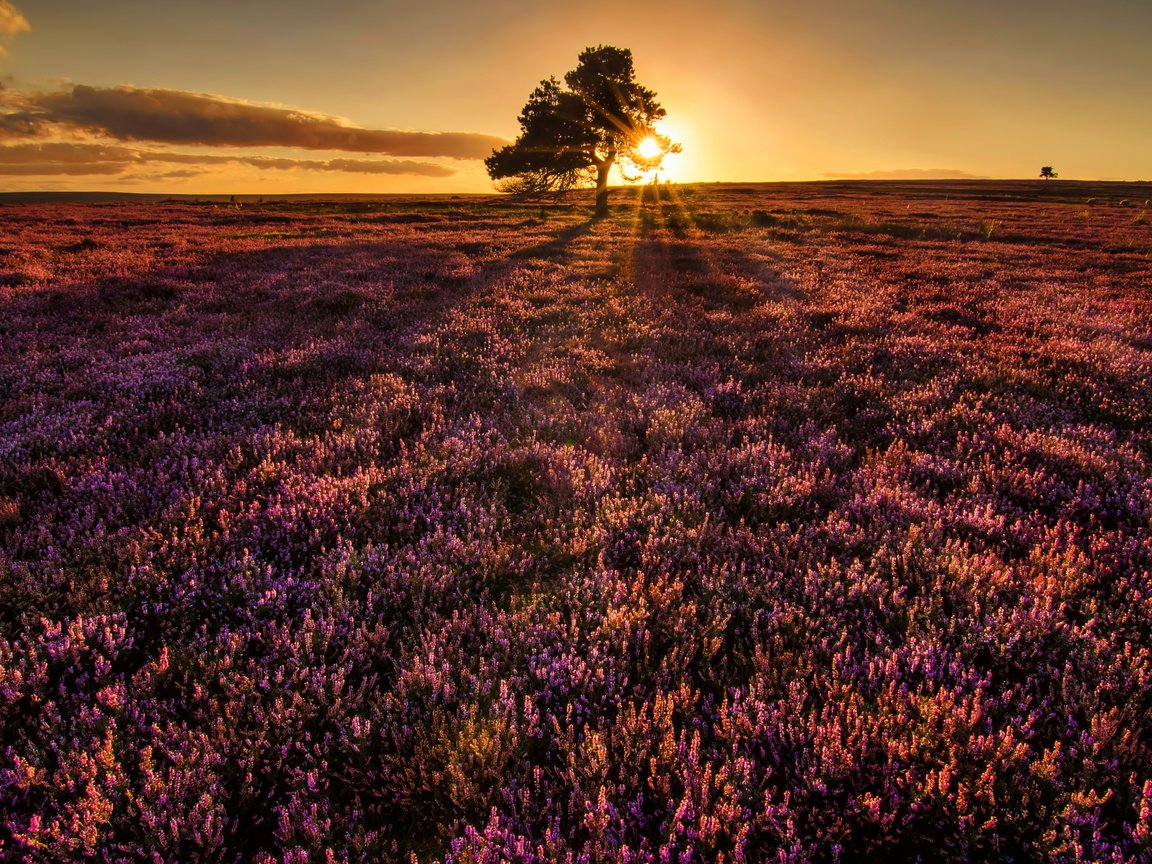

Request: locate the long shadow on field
(2, 216), (603, 459)
(627, 197), (802, 312)
(510, 219), (595, 263)
(12, 217), (597, 343)
(609, 195), (816, 408)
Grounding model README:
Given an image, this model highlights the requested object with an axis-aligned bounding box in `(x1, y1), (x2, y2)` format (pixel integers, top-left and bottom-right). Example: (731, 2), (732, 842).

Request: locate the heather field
(3, 181), (1152, 862)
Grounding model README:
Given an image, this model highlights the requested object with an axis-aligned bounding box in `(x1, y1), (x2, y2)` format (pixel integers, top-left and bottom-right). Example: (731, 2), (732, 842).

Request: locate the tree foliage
(485, 78), (598, 196)
(486, 46), (673, 216)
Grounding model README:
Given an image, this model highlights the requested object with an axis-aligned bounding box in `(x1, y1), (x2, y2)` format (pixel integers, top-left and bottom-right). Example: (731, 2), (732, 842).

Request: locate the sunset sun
(636, 135), (663, 160)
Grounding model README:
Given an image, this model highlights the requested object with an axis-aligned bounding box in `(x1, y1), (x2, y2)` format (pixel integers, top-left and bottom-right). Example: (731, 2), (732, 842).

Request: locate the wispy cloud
(0, 1), (28, 36)
(0, 142), (456, 177)
(0, 142), (134, 175)
(233, 156), (454, 176)
(0, 1), (29, 55)
(822, 168), (989, 180)
(1, 84), (506, 159)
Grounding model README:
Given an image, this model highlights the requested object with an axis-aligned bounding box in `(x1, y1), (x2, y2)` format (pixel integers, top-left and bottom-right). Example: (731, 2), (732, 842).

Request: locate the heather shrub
(1, 186), (1150, 861)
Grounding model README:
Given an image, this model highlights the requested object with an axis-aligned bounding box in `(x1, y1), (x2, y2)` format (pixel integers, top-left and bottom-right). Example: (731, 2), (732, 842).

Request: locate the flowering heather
(1, 182), (1151, 862)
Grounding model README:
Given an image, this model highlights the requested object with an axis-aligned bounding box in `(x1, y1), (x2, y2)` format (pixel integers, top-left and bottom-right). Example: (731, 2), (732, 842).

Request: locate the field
(2, 181), (1152, 862)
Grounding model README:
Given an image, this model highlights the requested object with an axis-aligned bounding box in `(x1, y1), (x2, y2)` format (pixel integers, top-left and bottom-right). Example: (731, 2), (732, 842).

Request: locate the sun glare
(650, 119), (688, 183)
(637, 136), (663, 161)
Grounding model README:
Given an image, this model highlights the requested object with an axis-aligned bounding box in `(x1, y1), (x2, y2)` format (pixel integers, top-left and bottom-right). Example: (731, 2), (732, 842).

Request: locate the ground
(1, 181), (1151, 861)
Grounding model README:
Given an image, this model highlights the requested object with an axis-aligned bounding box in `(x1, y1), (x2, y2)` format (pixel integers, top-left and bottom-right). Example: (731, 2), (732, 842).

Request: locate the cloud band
(2, 85), (505, 159)
(0, 142), (456, 177)
(822, 169), (988, 180)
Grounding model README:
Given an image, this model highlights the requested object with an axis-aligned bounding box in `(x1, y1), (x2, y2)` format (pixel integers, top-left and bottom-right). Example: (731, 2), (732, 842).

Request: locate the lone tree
(486, 45), (675, 218)
(1040, 166), (1058, 180)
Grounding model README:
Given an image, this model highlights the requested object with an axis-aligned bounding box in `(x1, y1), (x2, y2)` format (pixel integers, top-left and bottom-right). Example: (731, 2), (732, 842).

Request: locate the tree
(1040, 166), (1058, 180)
(486, 46), (675, 218)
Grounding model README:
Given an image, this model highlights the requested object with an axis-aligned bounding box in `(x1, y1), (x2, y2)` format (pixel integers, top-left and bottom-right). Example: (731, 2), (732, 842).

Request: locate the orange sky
(1, 0), (1149, 193)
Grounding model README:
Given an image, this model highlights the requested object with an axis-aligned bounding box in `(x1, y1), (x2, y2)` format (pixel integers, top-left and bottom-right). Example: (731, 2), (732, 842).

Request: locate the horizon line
(2, 177), (1150, 200)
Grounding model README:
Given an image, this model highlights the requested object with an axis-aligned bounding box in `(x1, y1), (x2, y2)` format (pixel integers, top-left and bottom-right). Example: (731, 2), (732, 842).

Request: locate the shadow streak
(509, 220), (595, 263)
(627, 196), (803, 312)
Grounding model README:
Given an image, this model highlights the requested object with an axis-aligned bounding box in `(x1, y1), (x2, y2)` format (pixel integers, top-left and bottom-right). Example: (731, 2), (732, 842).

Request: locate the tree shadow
(627, 195), (802, 312)
(3, 214), (613, 458)
(510, 220), (596, 263)
(15, 213), (605, 341)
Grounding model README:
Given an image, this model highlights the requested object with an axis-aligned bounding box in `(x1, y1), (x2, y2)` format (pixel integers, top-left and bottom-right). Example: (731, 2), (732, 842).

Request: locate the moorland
(1, 180), (1151, 861)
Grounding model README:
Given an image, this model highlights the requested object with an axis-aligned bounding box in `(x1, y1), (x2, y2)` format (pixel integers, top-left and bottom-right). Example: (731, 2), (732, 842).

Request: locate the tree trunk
(594, 159), (612, 219)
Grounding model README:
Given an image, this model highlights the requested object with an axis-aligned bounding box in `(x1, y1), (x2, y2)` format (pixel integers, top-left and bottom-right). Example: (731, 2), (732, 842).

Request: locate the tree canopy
(485, 46), (675, 217)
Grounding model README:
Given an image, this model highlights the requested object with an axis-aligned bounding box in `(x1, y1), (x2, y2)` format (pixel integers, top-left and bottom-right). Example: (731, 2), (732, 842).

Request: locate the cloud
(2, 84), (506, 159)
(0, 142), (456, 177)
(0, 1), (28, 36)
(822, 168), (989, 180)
(0, 142), (136, 174)
(228, 156), (454, 176)
(0, 1), (29, 55)
(150, 169), (202, 180)
(0, 160), (125, 176)
(0, 142), (137, 164)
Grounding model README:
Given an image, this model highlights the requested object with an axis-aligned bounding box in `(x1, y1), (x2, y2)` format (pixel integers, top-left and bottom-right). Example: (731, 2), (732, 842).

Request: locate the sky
(1, 0), (1149, 193)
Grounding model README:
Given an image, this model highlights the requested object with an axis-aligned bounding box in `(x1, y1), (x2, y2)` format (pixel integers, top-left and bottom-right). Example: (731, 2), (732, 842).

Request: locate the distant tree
(486, 46), (676, 218)
(1040, 166), (1058, 180)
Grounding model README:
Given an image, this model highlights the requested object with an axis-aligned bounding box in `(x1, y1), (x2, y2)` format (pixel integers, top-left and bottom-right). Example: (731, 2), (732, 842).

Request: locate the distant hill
(1, 180), (1147, 208)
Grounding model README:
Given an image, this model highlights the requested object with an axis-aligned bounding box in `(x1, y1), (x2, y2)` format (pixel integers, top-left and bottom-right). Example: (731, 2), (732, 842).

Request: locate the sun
(636, 136), (663, 161)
